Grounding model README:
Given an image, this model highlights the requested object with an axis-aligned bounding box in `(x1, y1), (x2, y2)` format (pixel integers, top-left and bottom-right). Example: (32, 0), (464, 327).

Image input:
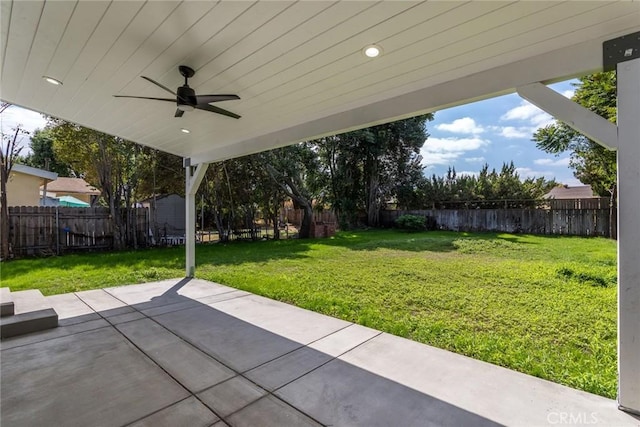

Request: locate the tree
(533, 72), (617, 197)
(135, 148), (184, 200)
(48, 118), (147, 249)
(24, 128), (72, 176)
(316, 114), (432, 228)
(1, 103), (27, 258)
(262, 144), (321, 238)
(413, 162), (555, 209)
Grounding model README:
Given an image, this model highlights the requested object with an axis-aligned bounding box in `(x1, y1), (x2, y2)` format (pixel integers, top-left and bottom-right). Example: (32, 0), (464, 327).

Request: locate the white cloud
(457, 170), (478, 178)
(421, 137), (490, 166)
(562, 89), (575, 99)
(501, 101), (554, 127)
(465, 156), (485, 163)
(0, 106), (48, 136)
(515, 167), (555, 180)
(435, 117), (484, 135)
(497, 126), (535, 139)
(533, 157), (571, 167)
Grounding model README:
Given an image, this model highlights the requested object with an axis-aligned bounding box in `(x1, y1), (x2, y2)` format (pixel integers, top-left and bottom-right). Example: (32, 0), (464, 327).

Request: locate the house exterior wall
(6, 172), (42, 206)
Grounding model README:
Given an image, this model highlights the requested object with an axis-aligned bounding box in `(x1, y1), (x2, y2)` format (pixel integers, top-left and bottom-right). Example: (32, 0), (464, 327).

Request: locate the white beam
(617, 57), (640, 415)
(517, 83), (618, 150)
(185, 160), (209, 278)
(187, 163), (208, 196)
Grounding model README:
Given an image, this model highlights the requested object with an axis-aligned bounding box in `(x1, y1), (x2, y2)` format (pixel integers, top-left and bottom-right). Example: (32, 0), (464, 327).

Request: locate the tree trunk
(299, 202), (313, 239)
(367, 174), (380, 227)
(365, 157), (380, 227)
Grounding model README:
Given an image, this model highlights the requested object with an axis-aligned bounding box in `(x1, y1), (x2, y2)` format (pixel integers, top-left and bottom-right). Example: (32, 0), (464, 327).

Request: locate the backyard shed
(141, 194), (186, 237)
(4, 164), (57, 207)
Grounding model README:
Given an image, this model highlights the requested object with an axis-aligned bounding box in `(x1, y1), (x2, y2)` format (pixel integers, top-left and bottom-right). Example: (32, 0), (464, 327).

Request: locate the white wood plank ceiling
(1, 1), (639, 164)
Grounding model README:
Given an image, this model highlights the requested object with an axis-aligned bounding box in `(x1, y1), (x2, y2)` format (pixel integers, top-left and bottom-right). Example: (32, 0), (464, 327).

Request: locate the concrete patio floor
(1, 278), (638, 427)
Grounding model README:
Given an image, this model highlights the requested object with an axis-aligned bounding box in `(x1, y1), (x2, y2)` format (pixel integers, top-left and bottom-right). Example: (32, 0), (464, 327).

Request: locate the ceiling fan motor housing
(177, 85), (197, 110)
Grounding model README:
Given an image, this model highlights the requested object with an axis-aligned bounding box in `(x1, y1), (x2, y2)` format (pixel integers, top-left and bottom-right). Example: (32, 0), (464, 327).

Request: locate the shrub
(395, 214), (426, 232)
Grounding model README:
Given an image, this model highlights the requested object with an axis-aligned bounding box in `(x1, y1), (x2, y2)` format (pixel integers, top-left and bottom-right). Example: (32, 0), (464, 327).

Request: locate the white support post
(185, 160), (209, 278)
(617, 56), (640, 415)
(517, 56), (640, 414)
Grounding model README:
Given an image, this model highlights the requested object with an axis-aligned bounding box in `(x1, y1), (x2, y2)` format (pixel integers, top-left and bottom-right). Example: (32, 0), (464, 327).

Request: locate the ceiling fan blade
(195, 103), (241, 119)
(195, 94), (240, 104)
(175, 109), (185, 118)
(141, 76), (177, 96)
(113, 95), (176, 102)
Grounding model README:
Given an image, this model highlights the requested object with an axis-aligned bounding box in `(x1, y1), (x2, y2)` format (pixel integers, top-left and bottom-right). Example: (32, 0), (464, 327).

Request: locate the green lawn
(0, 230), (618, 398)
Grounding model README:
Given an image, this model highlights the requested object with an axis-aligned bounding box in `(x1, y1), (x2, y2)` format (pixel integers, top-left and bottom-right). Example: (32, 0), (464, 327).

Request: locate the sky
(0, 105), (48, 149)
(1, 80), (580, 185)
(422, 79), (580, 186)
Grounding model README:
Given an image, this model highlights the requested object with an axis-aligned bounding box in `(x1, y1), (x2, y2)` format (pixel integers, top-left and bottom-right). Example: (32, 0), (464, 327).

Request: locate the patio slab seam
(234, 322), (356, 376)
(102, 286), (245, 311)
(0, 319), (111, 351)
(71, 290), (231, 424)
(196, 325), (383, 424)
(100, 291), (317, 425)
(269, 330), (384, 394)
(121, 395), (208, 427)
(107, 315), (226, 425)
(103, 290), (337, 426)
(220, 390), (323, 426)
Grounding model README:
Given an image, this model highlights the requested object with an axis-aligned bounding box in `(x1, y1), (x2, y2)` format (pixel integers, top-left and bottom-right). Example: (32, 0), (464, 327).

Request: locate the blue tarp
(58, 195), (90, 207)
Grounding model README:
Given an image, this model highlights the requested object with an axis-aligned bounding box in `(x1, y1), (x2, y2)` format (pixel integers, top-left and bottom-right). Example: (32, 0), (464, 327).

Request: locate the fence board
(7, 206), (149, 258)
(382, 208), (615, 238)
(285, 209), (337, 227)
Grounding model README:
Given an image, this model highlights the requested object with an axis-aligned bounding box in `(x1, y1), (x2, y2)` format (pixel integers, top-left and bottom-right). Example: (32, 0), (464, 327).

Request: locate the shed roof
(12, 164), (58, 182)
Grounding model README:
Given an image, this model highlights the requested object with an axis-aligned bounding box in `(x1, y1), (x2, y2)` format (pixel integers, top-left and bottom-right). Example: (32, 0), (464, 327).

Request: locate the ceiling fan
(114, 65), (240, 119)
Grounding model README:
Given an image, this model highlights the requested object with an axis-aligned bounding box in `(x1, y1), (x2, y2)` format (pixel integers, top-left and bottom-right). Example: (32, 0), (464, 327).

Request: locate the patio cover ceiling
(1, 1), (639, 165)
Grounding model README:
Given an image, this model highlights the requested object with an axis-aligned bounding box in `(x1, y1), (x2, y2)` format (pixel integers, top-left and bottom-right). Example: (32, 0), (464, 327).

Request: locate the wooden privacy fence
(285, 209), (337, 227)
(7, 206), (150, 257)
(547, 197), (610, 210)
(382, 208), (616, 238)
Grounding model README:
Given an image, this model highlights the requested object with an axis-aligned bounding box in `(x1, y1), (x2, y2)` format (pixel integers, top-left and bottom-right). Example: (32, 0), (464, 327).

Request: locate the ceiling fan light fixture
(43, 76), (63, 85)
(363, 44), (382, 58)
(113, 65), (240, 119)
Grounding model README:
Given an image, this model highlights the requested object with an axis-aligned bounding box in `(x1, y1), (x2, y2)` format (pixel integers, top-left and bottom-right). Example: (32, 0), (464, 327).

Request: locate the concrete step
(1, 287), (14, 317)
(0, 290), (58, 339)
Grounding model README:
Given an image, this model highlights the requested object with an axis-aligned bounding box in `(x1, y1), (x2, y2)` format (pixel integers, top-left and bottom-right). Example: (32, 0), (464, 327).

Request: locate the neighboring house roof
(12, 164), (58, 181)
(544, 185), (596, 199)
(42, 177), (101, 195)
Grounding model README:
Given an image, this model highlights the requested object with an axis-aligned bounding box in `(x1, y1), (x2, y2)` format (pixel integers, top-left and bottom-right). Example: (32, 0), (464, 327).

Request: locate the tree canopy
(533, 72), (616, 197)
(32, 111), (557, 246)
(23, 128), (72, 177)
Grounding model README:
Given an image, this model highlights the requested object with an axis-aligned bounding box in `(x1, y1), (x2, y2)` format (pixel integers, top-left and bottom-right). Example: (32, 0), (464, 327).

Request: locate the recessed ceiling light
(181, 128), (190, 134)
(363, 44), (382, 58)
(42, 76), (63, 86)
